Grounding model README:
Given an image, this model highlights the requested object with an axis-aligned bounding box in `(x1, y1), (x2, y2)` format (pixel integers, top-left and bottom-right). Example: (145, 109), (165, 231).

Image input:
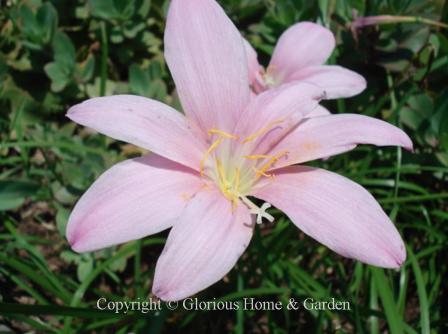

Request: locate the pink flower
(66, 0), (412, 301)
(245, 22), (366, 116)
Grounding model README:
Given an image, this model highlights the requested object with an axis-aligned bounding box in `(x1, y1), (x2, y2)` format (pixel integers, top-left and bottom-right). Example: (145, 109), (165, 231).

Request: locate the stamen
(216, 159), (226, 186)
(208, 129), (239, 139)
(243, 154), (272, 160)
(240, 196), (274, 225)
(252, 167), (273, 178)
(231, 168), (241, 210)
(263, 74), (276, 87)
(200, 128), (239, 176)
(199, 137), (223, 175)
(233, 168), (240, 193)
(255, 150), (289, 179)
(241, 119), (284, 144)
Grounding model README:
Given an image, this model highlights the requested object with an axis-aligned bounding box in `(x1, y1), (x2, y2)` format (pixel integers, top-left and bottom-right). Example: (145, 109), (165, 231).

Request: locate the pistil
(240, 196), (274, 225)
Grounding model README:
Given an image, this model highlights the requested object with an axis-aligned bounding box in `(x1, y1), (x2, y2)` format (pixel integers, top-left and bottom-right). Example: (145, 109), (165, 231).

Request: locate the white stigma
(240, 196), (274, 225)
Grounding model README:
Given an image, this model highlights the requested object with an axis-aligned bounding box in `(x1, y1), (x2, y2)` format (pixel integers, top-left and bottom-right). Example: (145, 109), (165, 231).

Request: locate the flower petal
(307, 104), (331, 117)
(152, 189), (253, 301)
(268, 114), (413, 168)
(252, 166), (406, 268)
(243, 38), (263, 86)
(269, 22), (335, 82)
(236, 81), (324, 139)
(288, 65), (367, 99)
(67, 95), (206, 171)
(165, 0), (250, 132)
(234, 82), (325, 157)
(67, 154), (204, 252)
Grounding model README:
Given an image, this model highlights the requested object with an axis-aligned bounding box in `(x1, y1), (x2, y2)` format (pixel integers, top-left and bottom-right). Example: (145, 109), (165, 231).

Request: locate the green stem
(408, 247), (430, 334)
(134, 239), (143, 299)
(386, 73), (402, 212)
(63, 239), (165, 331)
(0, 141), (106, 155)
(235, 274), (244, 334)
(369, 276), (379, 334)
(100, 22), (108, 96)
(379, 193), (448, 204)
(356, 15), (448, 29)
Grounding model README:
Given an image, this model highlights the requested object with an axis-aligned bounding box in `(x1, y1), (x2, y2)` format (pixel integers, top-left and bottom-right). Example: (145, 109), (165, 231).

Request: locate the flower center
(253, 65), (282, 93)
(198, 121), (288, 224)
(262, 72), (278, 88)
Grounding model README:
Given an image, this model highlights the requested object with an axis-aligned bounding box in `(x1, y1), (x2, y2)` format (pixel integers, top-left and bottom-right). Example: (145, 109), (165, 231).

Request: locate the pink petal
(288, 65), (367, 99)
(152, 189), (253, 301)
(234, 82), (325, 156)
(236, 81), (325, 139)
(243, 38), (263, 86)
(67, 95), (206, 171)
(66, 154), (204, 252)
(165, 0), (250, 132)
(252, 166), (406, 268)
(268, 114), (413, 169)
(307, 104), (331, 117)
(269, 22), (335, 82)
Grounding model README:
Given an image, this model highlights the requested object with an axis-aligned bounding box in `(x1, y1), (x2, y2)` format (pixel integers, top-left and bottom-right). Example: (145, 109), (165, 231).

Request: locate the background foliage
(0, 0), (447, 332)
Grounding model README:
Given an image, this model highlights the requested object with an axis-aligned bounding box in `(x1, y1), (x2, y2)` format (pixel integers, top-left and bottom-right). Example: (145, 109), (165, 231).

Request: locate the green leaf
(0, 303), (124, 319)
(44, 62), (70, 92)
(0, 55), (7, 93)
(77, 257), (94, 282)
(129, 64), (150, 97)
(439, 112), (448, 149)
(36, 2), (58, 44)
(0, 254), (71, 303)
(89, 0), (120, 20)
(371, 268), (404, 334)
(113, 0), (135, 20)
(129, 64), (167, 100)
(408, 247), (430, 334)
(76, 54), (95, 83)
(19, 5), (40, 48)
(86, 77), (116, 97)
(52, 31), (76, 69)
(136, 0), (151, 18)
(123, 21), (146, 39)
(147, 79), (167, 101)
(0, 180), (39, 211)
(400, 94), (434, 130)
(108, 255), (127, 273)
(56, 206), (70, 236)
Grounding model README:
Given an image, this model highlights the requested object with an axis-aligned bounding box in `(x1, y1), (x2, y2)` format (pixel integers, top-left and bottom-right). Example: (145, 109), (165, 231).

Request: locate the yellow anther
(199, 137), (223, 175)
(255, 150), (289, 179)
(253, 167), (272, 178)
(208, 129), (239, 139)
(243, 154), (272, 160)
(241, 119), (284, 144)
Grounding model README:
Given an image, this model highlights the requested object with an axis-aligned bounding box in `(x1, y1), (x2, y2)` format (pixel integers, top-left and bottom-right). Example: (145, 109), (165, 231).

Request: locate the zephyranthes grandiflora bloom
(244, 21), (366, 116)
(66, 0), (412, 301)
